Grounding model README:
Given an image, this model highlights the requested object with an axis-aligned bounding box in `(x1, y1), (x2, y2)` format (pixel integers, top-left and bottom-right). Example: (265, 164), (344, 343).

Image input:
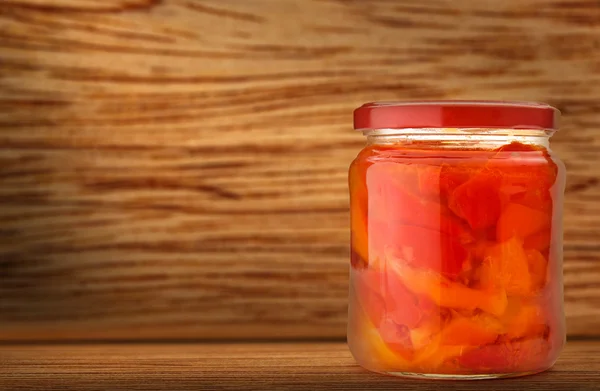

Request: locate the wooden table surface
(2, 341), (599, 390)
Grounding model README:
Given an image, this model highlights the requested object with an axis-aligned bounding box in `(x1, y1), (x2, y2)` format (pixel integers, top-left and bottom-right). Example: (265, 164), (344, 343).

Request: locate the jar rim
(353, 100), (560, 132)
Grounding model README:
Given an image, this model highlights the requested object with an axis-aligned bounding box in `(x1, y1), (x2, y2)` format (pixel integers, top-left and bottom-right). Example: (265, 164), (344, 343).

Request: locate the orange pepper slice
(350, 209), (369, 266)
(440, 313), (502, 346)
(404, 313), (504, 373)
(349, 160), (369, 264)
(500, 298), (546, 339)
(387, 251), (507, 317)
(480, 237), (532, 296)
(525, 249), (548, 291)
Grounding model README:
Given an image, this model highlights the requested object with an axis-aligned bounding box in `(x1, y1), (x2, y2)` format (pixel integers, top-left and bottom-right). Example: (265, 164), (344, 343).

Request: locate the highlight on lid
(347, 101), (566, 379)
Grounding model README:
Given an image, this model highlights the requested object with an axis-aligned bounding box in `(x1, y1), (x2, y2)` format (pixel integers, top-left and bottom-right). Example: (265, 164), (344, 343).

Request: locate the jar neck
(363, 128), (553, 149)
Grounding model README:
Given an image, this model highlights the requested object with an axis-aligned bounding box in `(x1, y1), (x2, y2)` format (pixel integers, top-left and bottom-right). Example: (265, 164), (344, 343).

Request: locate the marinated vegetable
(348, 141), (564, 376)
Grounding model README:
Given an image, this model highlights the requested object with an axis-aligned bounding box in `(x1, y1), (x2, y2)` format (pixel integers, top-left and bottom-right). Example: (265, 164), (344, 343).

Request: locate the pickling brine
(347, 101), (565, 379)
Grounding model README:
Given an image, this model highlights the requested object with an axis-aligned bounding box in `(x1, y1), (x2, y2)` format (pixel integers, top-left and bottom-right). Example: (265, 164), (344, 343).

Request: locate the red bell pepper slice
(366, 162), (473, 275)
(448, 169), (503, 230)
(353, 269), (422, 329)
(457, 337), (550, 373)
(368, 162), (471, 235)
(497, 203), (551, 242)
(386, 224), (469, 277)
(523, 229), (551, 252)
(490, 143), (558, 210)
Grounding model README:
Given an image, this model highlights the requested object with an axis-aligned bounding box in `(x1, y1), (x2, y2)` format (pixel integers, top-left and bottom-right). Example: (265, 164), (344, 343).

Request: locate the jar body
(347, 133), (565, 379)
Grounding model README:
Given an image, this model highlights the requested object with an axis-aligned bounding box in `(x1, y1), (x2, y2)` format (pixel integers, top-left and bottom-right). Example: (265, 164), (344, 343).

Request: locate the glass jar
(347, 101), (566, 379)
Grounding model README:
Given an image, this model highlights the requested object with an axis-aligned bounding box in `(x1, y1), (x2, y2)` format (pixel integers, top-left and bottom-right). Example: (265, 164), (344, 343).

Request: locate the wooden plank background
(1, 0), (599, 341)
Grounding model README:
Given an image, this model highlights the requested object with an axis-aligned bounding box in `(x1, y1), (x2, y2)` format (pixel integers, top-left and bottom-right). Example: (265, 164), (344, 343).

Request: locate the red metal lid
(353, 101), (559, 131)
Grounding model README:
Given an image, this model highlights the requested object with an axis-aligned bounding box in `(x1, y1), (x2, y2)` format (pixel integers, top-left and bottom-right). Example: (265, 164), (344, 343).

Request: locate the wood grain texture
(2, 341), (600, 390)
(1, 0), (600, 340)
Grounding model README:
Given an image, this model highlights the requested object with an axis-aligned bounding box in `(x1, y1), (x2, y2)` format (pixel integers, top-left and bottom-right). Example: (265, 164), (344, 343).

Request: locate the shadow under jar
(347, 101), (566, 380)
